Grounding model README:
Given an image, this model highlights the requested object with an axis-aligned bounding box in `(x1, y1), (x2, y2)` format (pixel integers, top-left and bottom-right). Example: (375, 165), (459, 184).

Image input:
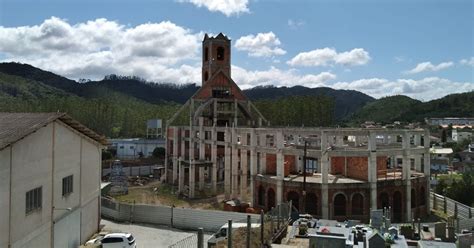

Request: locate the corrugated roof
(0, 112), (107, 150)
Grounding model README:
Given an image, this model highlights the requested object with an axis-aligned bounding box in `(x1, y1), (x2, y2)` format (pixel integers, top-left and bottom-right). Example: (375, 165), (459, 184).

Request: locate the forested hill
(245, 85), (374, 120)
(0, 62), (374, 120)
(349, 92), (474, 124)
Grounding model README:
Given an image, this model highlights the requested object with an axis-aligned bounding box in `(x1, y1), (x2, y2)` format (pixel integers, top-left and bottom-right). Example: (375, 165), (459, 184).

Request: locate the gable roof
(0, 112), (107, 150)
(192, 69), (248, 100)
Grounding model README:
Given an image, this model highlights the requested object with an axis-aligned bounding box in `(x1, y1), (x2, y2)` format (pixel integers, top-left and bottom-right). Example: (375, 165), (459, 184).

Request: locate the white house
(109, 138), (165, 159)
(0, 113), (106, 248)
(451, 129), (473, 143)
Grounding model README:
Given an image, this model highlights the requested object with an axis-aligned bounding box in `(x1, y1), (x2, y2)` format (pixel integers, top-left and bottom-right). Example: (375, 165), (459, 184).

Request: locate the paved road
(101, 219), (213, 247)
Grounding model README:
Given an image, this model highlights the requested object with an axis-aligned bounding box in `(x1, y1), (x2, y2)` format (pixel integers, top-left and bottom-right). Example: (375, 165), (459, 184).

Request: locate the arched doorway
(393, 191), (402, 222)
(379, 192), (390, 210)
(306, 193), (318, 216)
(411, 188), (416, 209)
(352, 193), (364, 216)
(267, 188), (275, 209)
(287, 191), (300, 211)
(258, 185), (265, 206)
(334, 193), (347, 217)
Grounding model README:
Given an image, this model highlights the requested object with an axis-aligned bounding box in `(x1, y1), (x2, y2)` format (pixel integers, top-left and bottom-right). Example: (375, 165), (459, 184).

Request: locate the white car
(101, 233), (137, 248)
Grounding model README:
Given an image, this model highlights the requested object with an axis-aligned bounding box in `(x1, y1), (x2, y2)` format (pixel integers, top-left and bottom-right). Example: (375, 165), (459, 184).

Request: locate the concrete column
(335, 135), (344, 147)
(259, 133), (267, 174)
(198, 167), (205, 190)
(211, 128), (217, 194)
(249, 130), (257, 206)
(403, 132), (412, 222)
(276, 131), (284, 205)
(414, 134), (421, 147)
(181, 129), (186, 160)
(224, 129), (231, 199)
(321, 131), (329, 219)
(369, 151), (378, 211)
(424, 130), (431, 211)
(240, 148), (248, 202)
(178, 158), (184, 193)
(231, 129), (239, 198)
(189, 131), (196, 198)
(414, 154), (422, 172)
(172, 128), (179, 184)
(368, 131), (377, 151)
(189, 163), (196, 198)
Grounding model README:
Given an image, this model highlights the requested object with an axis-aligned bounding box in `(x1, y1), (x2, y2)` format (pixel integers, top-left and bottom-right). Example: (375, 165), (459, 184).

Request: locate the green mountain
(0, 62), (374, 121)
(349, 92), (474, 125)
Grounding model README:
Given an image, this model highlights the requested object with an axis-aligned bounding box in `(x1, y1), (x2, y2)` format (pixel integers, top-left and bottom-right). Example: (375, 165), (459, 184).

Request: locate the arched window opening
(217, 47), (225, 60)
(267, 188), (275, 209)
(306, 193), (318, 216)
(334, 194), (347, 216)
(352, 193), (364, 215)
(204, 47), (209, 61)
(258, 186), (265, 206)
(420, 187), (426, 206)
(204, 71), (209, 81)
(287, 191), (300, 211)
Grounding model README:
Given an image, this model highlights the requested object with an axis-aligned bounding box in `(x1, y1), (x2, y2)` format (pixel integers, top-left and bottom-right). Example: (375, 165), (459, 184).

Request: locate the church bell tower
(202, 33), (231, 85)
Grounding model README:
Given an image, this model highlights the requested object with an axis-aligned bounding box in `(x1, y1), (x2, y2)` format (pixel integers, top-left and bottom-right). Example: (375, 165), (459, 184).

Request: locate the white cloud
(287, 19), (305, 29)
(0, 17), (202, 83)
(331, 77), (474, 100)
(179, 0), (249, 17)
(287, 47), (371, 67)
(232, 66), (336, 89)
(234, 32), (286, 57)
(460, 57), (474, 67)
(405, 61), (453, 74)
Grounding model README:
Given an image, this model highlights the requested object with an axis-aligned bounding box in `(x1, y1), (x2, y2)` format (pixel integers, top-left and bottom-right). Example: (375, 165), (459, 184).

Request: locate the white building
(109, 138), (165, 159)
(451, 129), (473, 143)
(0, 113), (106, 248)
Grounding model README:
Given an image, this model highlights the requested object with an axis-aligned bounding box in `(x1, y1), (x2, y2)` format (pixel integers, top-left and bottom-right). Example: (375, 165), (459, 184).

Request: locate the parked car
(101, 233), (136, 248)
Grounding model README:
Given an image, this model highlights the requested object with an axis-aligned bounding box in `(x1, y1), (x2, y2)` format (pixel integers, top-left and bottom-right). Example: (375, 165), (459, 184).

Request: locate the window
(26, 187), (42, 214)
(62, 175), (73, 196)
(217, 47), (225, 60)
(130, 146), (135, 150)
(204, 47), (209, 61)
(101, 237), (124, 243)
(119, 146), (124, 149)
(204, 71), (209, 81)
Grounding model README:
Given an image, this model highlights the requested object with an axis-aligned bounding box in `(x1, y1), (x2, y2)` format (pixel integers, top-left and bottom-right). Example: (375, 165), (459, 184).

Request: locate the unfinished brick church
(165, 33), (431, 223)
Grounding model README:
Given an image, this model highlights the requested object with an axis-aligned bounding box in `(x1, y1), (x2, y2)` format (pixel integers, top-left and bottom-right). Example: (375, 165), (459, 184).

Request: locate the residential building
(425, 117), (474, 128)
(430, 147), (453, 173)
(451, 129), (473, 143)
(0, 113), (106, 248)
(109, 138), (165, 159)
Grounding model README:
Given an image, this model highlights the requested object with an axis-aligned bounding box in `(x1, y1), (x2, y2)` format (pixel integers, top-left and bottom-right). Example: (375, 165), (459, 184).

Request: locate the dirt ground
(111, 181), (224, 210)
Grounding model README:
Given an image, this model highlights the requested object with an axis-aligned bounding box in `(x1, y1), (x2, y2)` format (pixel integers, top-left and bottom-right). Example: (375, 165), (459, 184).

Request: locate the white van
(207, 222), (261, 247)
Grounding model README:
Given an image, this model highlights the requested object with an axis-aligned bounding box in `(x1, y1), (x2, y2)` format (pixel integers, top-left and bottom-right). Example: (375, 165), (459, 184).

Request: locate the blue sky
(0, 0), (473, 100)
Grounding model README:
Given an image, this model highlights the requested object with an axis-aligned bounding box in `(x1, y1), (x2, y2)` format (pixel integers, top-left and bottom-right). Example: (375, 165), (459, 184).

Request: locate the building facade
(0, 113), (106, 248)
(109, 138), (165, 159)
(165, 33), (431, 223)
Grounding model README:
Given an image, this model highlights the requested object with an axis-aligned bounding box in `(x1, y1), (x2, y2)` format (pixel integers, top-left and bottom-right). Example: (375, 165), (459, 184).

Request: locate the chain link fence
(168, 234), (198, 248)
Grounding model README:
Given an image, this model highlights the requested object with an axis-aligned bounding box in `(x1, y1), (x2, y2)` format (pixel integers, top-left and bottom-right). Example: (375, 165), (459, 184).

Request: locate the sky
(0, 0), (473, 101)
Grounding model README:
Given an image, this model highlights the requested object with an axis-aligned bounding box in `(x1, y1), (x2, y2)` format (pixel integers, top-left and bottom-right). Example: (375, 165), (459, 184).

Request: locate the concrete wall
(0, 148), (11, 247)
(10, 123), (54, 248)
(0, 121), (102, 247)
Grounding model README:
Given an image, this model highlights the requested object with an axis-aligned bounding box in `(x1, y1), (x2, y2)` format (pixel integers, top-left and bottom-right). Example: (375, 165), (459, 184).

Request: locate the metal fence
(430, 192), (474, 232)
(102, 165), (156, 177)
(168, 234), (199, 248)
(101, 197), (261, 232)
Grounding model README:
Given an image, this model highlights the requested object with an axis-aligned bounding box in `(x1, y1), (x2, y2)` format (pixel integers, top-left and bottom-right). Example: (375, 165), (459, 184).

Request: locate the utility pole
(303, 140), (307, 214)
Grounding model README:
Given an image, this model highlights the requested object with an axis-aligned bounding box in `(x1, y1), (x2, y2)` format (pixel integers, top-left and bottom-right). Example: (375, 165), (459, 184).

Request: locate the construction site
(164, 33), (431, 224)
